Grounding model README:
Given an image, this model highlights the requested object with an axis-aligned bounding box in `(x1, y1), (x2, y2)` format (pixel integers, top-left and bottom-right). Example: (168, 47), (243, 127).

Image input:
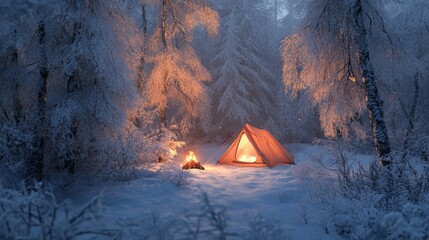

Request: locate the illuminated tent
(217, 124), (295, 167)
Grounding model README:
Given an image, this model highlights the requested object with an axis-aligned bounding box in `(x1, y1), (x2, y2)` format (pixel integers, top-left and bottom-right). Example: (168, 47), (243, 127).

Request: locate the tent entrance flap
(236, 133), (259, 163)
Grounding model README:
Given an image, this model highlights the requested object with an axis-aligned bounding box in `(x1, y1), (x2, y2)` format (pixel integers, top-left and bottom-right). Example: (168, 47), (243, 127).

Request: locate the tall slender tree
(281, 0), (406, 165)
(352, 0), (390, 164)
(32, 10), (48, 181)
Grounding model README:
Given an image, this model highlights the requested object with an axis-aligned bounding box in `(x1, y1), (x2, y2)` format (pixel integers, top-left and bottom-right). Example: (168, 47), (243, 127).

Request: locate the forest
(0, 0), (428, 239)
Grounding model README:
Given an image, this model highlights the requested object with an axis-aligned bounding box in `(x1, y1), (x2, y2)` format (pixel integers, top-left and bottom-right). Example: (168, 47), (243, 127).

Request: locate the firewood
(182, 160), (205, 170)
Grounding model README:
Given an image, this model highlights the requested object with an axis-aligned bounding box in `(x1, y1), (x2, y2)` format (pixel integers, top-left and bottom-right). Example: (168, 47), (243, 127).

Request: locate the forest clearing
(67, 144), (345, 239)
(1, 0), (428, 239)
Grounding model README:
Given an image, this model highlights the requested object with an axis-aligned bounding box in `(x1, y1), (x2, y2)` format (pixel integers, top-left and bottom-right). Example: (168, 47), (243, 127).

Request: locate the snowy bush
(312, 142), (429, 239)
(119, 192), (292, 239)
(0, 124), (33, 182)
(409, 134), (429, 162)
(0, 183), (117, 239)
(96, 127), (184, 183)
(138, 126), (186, 166)
(243, 213), (290, 240)
(381, 203), (429, 240)
(47, 120), (186, 187)
(136, 126), (189, 186)
(0, 185), (293, 239)
(119, 193), (237, 239)
(296, 203), (310, 224)
(117, 213), (177, 240)
(180, 193), (232, 239)
(159, 163), (192, 186)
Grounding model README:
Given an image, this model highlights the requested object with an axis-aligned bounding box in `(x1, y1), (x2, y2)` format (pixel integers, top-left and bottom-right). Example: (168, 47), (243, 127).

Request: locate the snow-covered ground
(67, 143), (358, 239)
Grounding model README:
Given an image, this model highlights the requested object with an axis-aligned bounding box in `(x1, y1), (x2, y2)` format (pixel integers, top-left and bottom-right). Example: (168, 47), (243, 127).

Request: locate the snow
(67, 143), (347, 239)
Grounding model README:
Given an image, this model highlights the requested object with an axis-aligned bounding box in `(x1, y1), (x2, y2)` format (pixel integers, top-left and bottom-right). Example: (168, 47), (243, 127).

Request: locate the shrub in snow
(279, 191), (291, 203)
(48, 123), (186, 188)
(120, 193), (233, 239)
(0, 124), (33, 183)
(296, 203), (310, 225)
(97, 126), (185, 183)
(159, 162), (192, 186)
(0, 185), (292, 239)
(0, 183), (116, 239)
(312, 142), (429, 239)
(381, 203), (429, 240)
(139, 126), (186, 165)
(181, 193), (231, 239)
(117, 213), (177, 240)
(244, 213), (290, 240)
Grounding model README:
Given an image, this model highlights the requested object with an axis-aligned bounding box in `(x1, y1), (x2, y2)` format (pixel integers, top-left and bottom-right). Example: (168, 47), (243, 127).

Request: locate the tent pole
(205, 132), (239, 164)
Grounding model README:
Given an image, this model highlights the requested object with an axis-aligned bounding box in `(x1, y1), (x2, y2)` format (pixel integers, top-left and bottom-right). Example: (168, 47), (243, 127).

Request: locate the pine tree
(210, 0), (277, 137)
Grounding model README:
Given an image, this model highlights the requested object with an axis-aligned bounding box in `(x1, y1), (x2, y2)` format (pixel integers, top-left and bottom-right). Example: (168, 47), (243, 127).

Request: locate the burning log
(182, 151), (205, 170)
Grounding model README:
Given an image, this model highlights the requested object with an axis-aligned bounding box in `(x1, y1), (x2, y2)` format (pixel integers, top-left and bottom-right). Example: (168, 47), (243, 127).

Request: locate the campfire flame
(237, 154), (257, 163)
(185, 151), (198, 163)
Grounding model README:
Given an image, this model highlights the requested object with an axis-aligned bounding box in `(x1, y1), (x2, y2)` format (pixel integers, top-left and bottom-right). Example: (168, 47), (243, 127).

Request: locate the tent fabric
(217, 123), (295, 167)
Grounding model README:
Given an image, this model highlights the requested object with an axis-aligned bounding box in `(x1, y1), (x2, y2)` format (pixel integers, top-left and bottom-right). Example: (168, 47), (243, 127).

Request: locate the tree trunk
(13, 81), (23, 125)
(160, 81), (168, 128)
(352, 0), (391, 166)
(402, 74), (419, 158)
(30, 20), (48, 182)
(7, 46), (23, 125)
(158, 0), (169, 128)
(138, 4), (147, 91)
(161, 0), (168, 49)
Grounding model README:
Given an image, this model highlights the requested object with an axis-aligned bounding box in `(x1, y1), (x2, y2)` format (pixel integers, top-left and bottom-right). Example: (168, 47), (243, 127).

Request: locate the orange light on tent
(185, 151), (198, 163)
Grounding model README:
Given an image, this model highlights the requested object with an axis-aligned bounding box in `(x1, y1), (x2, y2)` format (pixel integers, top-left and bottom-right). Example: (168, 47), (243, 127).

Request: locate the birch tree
(282, 0), (399, 165)
(352, 0), (391, 164)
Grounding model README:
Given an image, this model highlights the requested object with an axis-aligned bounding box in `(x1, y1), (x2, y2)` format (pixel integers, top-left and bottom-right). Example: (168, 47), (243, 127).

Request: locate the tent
(217, 123), (295, 167)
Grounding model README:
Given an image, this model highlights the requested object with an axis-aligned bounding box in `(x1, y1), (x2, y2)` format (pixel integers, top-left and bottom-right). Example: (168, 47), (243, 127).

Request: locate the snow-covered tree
(384, 0), (429, 159)
(0, 0), (149, 183)
(281, 0), (424, 164)
(144, 0), (218, 136)
(0, 0), (48, 182)
(42, 0), (144, 179)
(209, 0), (278, 137)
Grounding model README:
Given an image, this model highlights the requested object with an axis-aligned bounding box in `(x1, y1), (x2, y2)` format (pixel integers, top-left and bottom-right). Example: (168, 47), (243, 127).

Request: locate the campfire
(182, 151), (205, 170)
